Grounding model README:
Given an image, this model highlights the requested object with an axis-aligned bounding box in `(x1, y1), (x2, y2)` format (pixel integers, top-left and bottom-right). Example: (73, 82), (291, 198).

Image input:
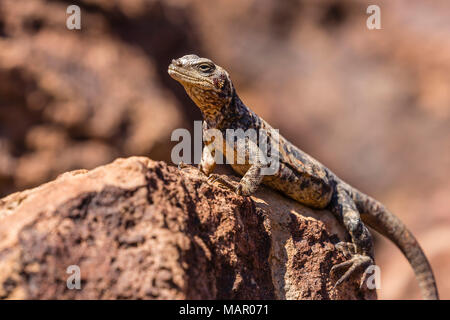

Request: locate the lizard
(168, 54), (439, 300)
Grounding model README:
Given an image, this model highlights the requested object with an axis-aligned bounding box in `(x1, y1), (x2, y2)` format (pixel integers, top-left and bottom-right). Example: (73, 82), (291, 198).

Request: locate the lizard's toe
(236, 183), (243, 195)
(206, 174), (237, 191)
(207, 173), (220, 184)
(334, 241), (356, 259)
(331, 254), (373, 288)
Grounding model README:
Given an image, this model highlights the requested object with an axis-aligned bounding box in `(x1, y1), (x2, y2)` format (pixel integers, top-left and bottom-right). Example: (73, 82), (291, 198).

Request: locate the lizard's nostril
(172, 59), (182, 67)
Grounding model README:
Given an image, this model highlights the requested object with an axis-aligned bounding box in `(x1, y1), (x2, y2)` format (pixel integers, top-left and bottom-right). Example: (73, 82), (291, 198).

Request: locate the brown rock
(0, 157), (375, 299)
(0, 0), (188, 195)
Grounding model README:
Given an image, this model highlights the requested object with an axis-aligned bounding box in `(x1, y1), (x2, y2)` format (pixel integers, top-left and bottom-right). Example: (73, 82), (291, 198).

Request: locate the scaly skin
(168, 54), (439, 300)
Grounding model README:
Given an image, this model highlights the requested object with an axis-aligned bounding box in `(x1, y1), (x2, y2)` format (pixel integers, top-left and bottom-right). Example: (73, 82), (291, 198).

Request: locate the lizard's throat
(186, 88), (231, 127)
(196, 104), (227, 128)
(185, 86), (232, 128)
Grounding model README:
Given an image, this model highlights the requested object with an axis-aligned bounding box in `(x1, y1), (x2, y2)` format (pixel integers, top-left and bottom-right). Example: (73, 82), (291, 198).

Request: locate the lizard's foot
(207, 174), (238, 191)
(334, 241), (355, 259)
(331, 242), (373, 288)
(207, 174), (253, 197)
(235, 182), (253, 196)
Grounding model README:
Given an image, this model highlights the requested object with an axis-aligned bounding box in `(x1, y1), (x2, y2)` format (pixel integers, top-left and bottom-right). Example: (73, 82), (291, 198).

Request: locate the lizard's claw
(331, 253), (373, 288)
(206, 174), (220, 184)
(236, 184), (243, 195)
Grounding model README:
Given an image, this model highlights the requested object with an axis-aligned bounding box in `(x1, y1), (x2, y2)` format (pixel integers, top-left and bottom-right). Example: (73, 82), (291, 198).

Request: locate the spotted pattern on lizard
(168, 54), (439, 300)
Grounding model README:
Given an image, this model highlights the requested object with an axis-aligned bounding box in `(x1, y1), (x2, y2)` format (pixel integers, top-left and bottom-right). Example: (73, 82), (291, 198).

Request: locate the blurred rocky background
(0, 0), (448, 299)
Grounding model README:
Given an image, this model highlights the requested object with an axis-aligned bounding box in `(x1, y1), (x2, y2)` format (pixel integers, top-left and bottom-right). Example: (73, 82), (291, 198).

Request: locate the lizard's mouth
(168, 65), (210, 86)
(168, 65), (194, 81)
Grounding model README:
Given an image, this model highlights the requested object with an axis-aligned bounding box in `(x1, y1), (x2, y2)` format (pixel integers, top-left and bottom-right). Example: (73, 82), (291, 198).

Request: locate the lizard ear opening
(216, 73), (233, 100)
(213, 76), (225, 89)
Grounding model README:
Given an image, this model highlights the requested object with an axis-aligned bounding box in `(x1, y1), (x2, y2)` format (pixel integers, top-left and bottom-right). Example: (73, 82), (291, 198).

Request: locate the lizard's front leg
(329, 184), (375, 288)
(199, 128), (241, 190)
(208, 162), (264, 196)
(199, 140), (216, 176)
(200, 138), (238, 190)
(208, 137), (266, 196)
(235, 137), (267, 196)
(235, 163), (264, 196)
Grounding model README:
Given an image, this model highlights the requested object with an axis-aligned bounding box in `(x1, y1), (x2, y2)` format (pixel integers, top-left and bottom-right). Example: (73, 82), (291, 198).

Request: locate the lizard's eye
(197, 63), (215, 73)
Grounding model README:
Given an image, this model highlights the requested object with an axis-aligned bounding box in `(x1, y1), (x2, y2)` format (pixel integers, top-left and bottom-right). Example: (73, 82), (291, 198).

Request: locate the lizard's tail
(354, 191), (439, 300)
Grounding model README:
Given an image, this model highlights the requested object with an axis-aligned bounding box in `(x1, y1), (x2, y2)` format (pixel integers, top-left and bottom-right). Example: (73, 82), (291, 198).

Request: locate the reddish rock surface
(0, 157), (375, 299)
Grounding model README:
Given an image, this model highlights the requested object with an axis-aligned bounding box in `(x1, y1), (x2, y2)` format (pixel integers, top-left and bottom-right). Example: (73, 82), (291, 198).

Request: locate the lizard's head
(168, 54), (233, 122)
